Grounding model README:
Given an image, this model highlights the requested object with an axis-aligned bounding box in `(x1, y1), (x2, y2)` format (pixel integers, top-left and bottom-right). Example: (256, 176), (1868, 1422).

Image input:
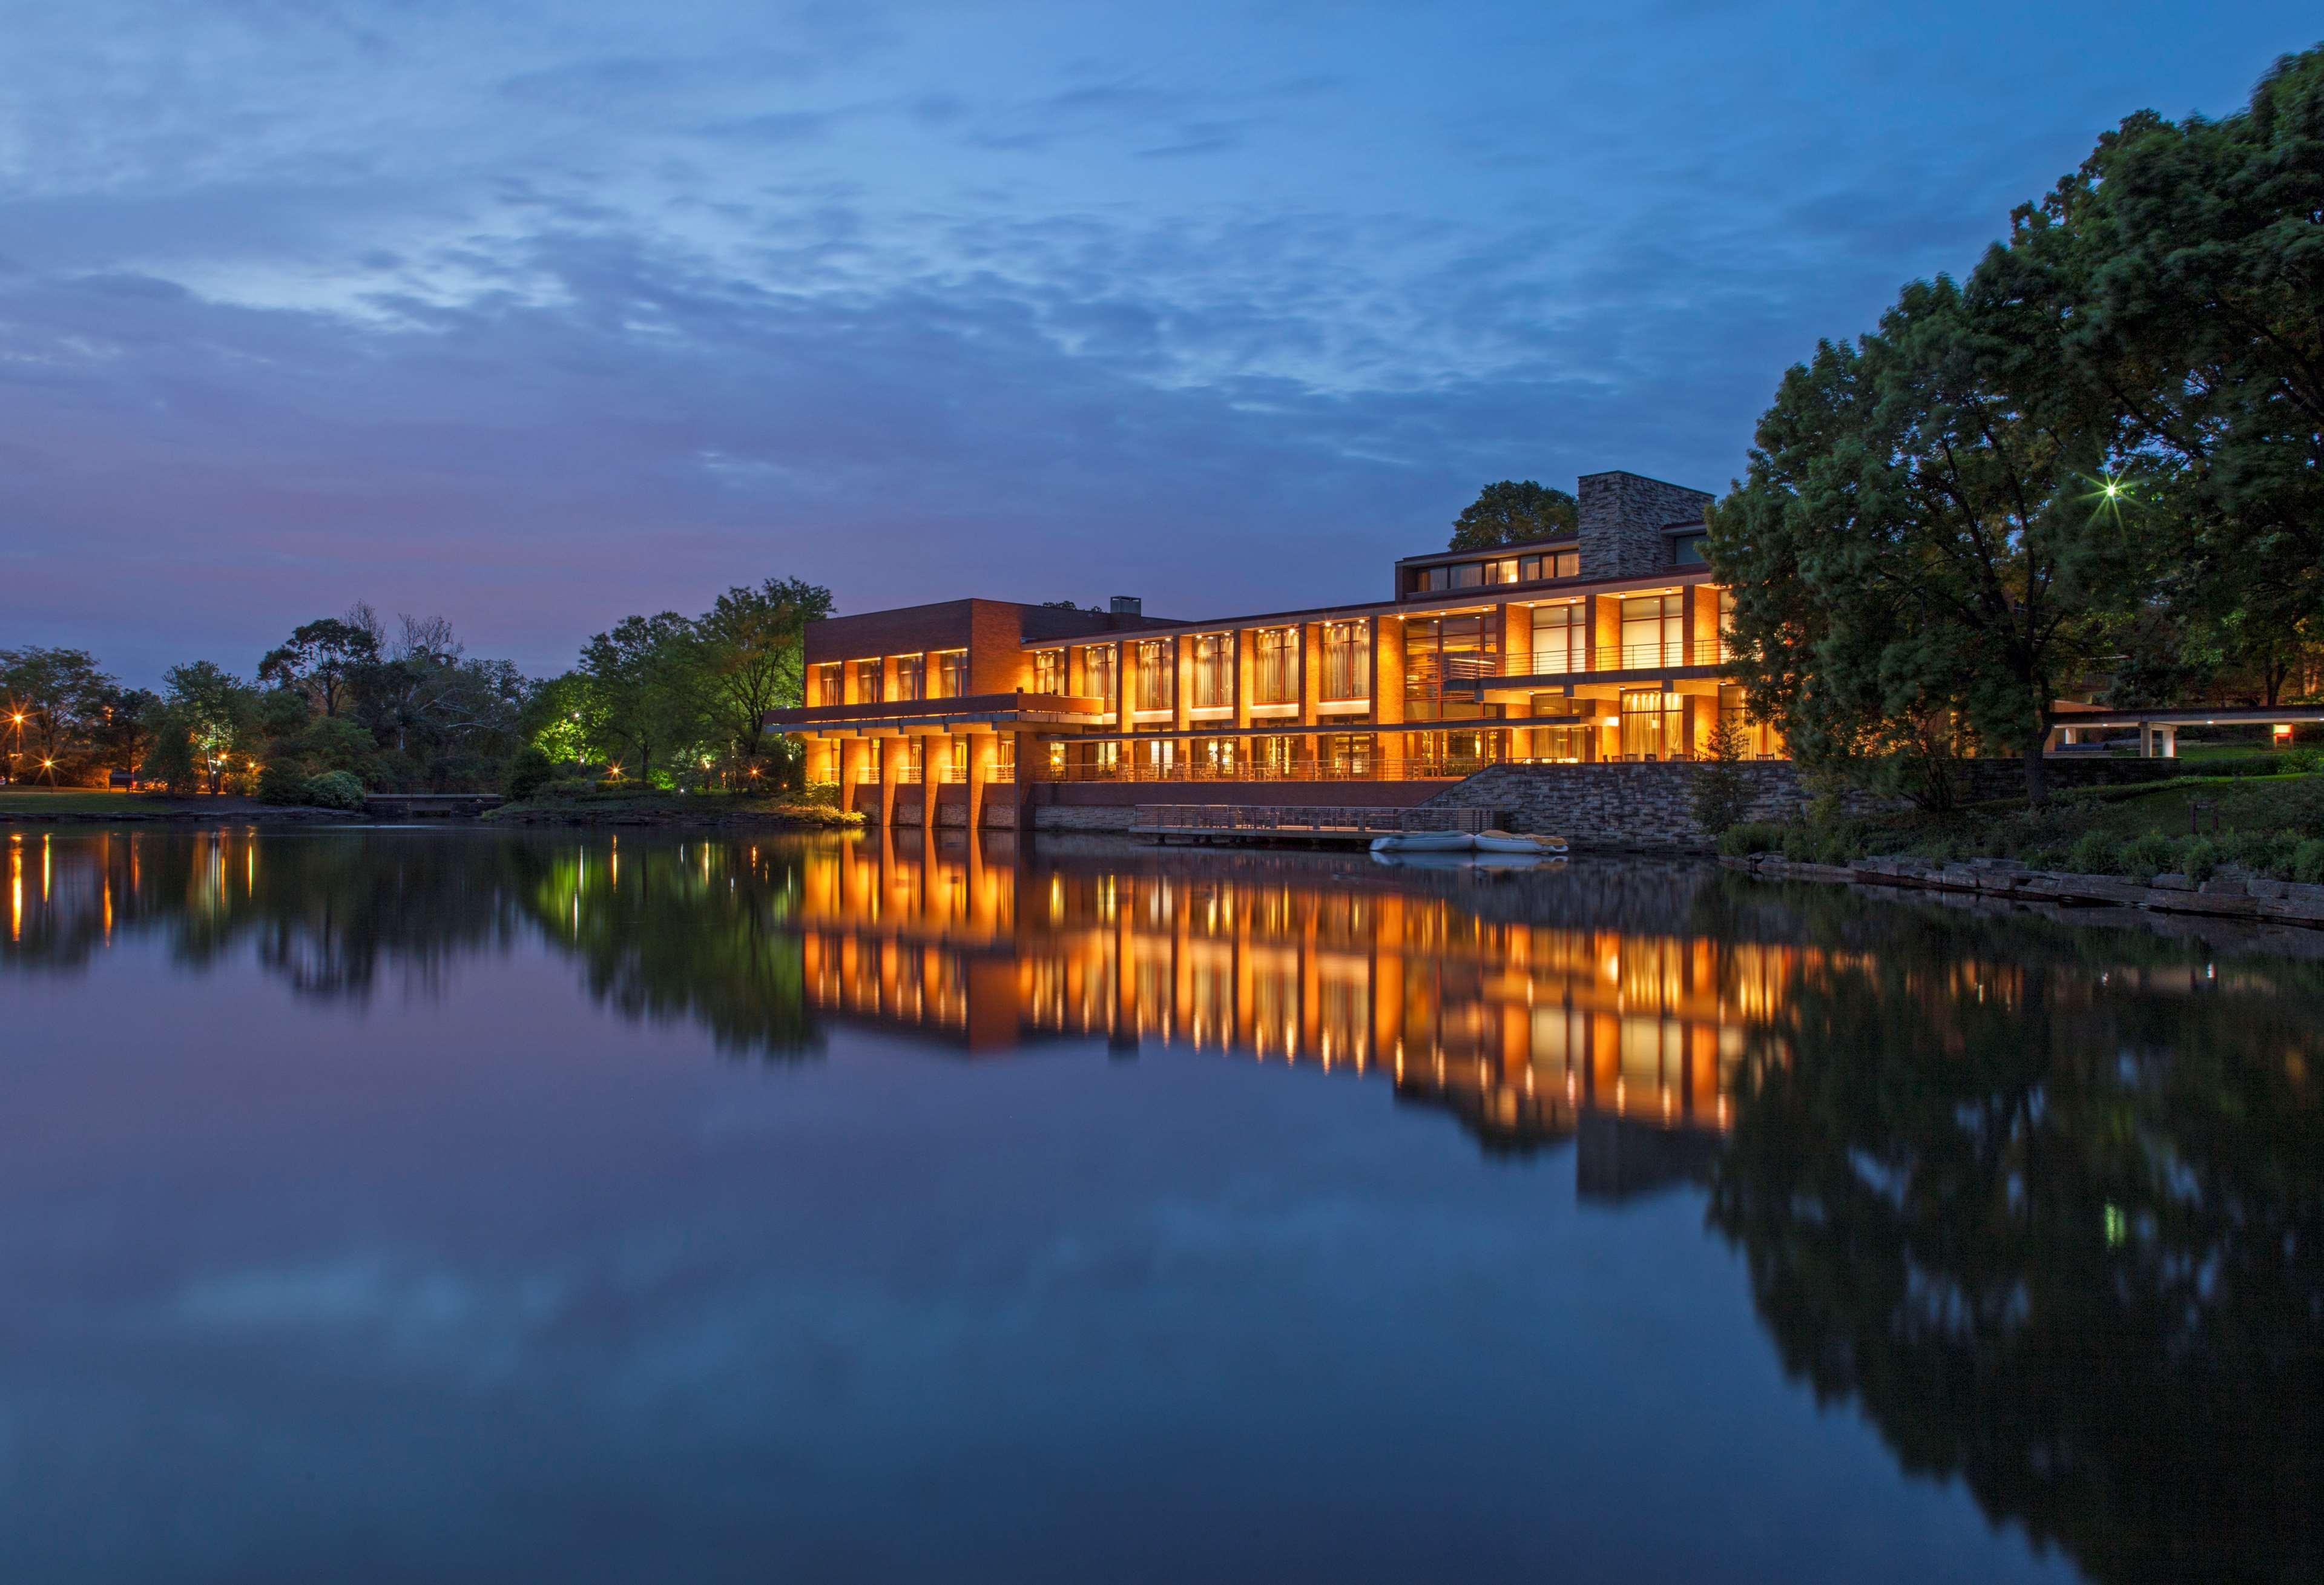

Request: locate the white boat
(1473, 829), (1567, 856)
(1368, 829), (1476, 855)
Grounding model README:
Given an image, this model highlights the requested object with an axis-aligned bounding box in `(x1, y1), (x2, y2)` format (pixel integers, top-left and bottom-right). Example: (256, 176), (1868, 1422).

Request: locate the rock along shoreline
(1724, 852), (2324, 929)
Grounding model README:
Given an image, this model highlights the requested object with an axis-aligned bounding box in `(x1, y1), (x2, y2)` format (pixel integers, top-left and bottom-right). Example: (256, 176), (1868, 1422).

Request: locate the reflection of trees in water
(2, 831), (821, 1061)
(1708, 902), (2324, 1584)
(516, 839), (821, 1059)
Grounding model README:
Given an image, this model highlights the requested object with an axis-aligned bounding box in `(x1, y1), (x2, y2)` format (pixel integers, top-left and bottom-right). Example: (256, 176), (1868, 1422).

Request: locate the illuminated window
(1322, 621), (1370, 700)
(811, 662), (842, 707)
(1032, 650), (1064, 694)
(1254, 628), (1299, 704)
(894, 654), (924, 701)
(1134, 641), (1173, 711)
(1078, 644), (1116, 707)
(1191, 634), (1233, 708)
(1619, 595), (1685, 669)
(1619, 689), (1687, 760)
(851, 659), (883, 704)
(930, 650), (967, 699)
(1530, 603), (1587, 675)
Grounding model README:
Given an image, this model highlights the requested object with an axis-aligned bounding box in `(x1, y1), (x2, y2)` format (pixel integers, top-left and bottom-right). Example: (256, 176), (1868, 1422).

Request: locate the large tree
(0, 646), (113, 782)
(257, 616), (380, 717)
(1992, 47), (2324, 707)
(1710, 269), (2135, 805)
(693, 577), (833, 773)
(577, 613), (706, 785)
(1447, 479), (1578, 550)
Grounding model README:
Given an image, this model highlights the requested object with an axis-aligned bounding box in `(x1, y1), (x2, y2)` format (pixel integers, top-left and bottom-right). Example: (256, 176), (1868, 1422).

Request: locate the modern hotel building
(770, 470), (1781, 828)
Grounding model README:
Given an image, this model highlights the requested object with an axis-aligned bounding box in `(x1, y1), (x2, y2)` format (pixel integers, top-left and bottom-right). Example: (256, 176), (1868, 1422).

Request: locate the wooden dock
(1128, 804), (1494, 846)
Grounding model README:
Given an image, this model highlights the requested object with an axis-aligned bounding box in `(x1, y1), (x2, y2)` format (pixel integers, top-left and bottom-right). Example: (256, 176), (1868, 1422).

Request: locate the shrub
(505, 746), (557, 800)
(304, 771), (366, 811)
(1717, 822), (1785, 857)
(2066, 829), (2117, 876)
(255, 762), (309, 805)
(2120, 831), (2177, 883)
(2174, 835), (2220, 881)
(2290, 838), (2324, 885)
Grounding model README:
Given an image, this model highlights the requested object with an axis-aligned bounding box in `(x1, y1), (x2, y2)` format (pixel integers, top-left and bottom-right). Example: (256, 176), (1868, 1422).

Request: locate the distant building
(768, 470), (1780, 827)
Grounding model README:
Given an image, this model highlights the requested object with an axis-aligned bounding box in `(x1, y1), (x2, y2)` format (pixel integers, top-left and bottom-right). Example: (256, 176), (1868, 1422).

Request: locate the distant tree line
(1708, 46), (2324, 804)
(2, 575), (832, 800)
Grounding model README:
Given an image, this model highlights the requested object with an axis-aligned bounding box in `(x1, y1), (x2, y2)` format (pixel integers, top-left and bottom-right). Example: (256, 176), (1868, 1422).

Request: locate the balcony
(768, 691), (1110, 731)
(1438, 639), (1728, 684)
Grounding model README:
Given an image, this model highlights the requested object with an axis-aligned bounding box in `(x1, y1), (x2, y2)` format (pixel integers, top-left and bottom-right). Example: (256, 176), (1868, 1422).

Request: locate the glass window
(894, 654), (924, 701)
(1404, 615), (1499, 720)
(1519, 555), (1542, 581)
(1717, 589), (1736, 664)
(1620, 690), (1687, 760)
(1076, 644), (1116, 707)
(930, 650), (967, 699)
(1450, 562), (1484, 589)
(1552, 551), (1579, 579)
(812, 662), (842, 707)
(1530, 603), (1587, 675)
(1032, 649), (1064, 694)
(1191, 634), (1233, 708)
(851, 659), (883, 704)
(1322, 620), (1370, 701)
(1674, 535), (1708, 565)
(1135, 640), (1173, 711)
(1254, 628), (1299, 705)
(1619, 595), (1685, 670)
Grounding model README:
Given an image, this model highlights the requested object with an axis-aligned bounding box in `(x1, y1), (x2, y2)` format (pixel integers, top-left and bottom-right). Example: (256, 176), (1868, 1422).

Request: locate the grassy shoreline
(484, 789), (860, 829)
(1721, 769), (2324, 887)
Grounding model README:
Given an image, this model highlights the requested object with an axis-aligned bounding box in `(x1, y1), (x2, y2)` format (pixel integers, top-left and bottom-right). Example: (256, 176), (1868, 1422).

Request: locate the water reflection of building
(790, 838), (1811, 1187)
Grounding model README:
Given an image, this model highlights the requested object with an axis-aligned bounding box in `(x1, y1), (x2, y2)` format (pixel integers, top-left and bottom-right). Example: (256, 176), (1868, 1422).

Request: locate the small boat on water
(1368, 829), (1475, 855)
(1473, 829), (1568, 856)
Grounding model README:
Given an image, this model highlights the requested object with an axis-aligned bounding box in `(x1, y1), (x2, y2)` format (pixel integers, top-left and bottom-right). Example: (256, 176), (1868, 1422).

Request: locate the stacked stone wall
(1576, 471), (1714, 580)
(1420, 757), (2187, 851)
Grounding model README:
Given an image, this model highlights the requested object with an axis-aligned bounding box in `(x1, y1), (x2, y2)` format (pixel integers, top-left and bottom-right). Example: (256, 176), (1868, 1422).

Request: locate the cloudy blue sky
(1, 0), (2312, 682)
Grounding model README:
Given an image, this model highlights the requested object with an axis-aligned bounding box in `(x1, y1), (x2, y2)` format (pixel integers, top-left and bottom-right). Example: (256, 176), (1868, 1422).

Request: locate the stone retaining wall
(1421, 758), (2190, 851)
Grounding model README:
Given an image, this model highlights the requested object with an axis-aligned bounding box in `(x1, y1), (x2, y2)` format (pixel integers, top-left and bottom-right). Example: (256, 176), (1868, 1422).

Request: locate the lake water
(2, 826), (2317, 1583)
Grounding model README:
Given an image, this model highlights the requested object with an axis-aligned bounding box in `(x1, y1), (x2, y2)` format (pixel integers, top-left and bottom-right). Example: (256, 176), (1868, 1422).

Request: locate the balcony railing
(1435, 639), (1729, 682)
(1025, 757), (1489, 784)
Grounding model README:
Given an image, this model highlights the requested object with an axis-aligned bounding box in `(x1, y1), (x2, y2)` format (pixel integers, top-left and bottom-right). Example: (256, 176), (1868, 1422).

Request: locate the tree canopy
(1448, 480), (1578, 550)
(1710, 45), (2324, 800)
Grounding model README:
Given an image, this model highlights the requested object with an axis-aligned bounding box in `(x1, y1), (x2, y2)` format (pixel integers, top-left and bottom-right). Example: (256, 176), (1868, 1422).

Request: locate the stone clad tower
(1577, 470), (1714, 580)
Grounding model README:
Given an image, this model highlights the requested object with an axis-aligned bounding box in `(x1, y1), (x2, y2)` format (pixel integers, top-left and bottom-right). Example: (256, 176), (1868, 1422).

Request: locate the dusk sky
(2, 1), (2312, 685)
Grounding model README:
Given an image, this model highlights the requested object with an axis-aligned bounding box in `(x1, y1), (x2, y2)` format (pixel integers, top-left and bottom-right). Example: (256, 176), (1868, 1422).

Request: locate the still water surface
(3, 826), (2318, 1583)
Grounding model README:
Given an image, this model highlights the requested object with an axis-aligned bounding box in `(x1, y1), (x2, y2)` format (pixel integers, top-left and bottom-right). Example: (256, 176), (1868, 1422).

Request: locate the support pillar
(921, 731), (943, 831)
(838, 738), (865, 820)
(966, 731), (997, 833)
(878, 737), (901, 827)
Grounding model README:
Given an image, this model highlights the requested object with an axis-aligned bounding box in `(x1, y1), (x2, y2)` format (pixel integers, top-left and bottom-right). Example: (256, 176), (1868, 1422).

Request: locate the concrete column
(1374, 617), (1405, 777)
(837, 738), (864, 817)
(877, 736), (902, 827)
(1234, 628), (1255, 730)
(966, 731), (998, 832)
(1114, 641), (1134, 733)
(1592, 594), (1619, 673)
(1173, 634), (1191, 733)
(1499, 601), (1531, 679)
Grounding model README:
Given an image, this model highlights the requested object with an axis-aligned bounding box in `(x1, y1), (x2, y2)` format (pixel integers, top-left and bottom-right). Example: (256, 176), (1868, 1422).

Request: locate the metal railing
(1434, 639), (1730, 682)
(1025, 758), (1485, 784)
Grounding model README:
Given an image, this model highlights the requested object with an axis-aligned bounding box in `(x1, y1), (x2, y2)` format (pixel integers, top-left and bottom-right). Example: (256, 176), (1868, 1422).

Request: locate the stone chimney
(1109, 595), (1142, 618)
(1577, 471), (1713, 580)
